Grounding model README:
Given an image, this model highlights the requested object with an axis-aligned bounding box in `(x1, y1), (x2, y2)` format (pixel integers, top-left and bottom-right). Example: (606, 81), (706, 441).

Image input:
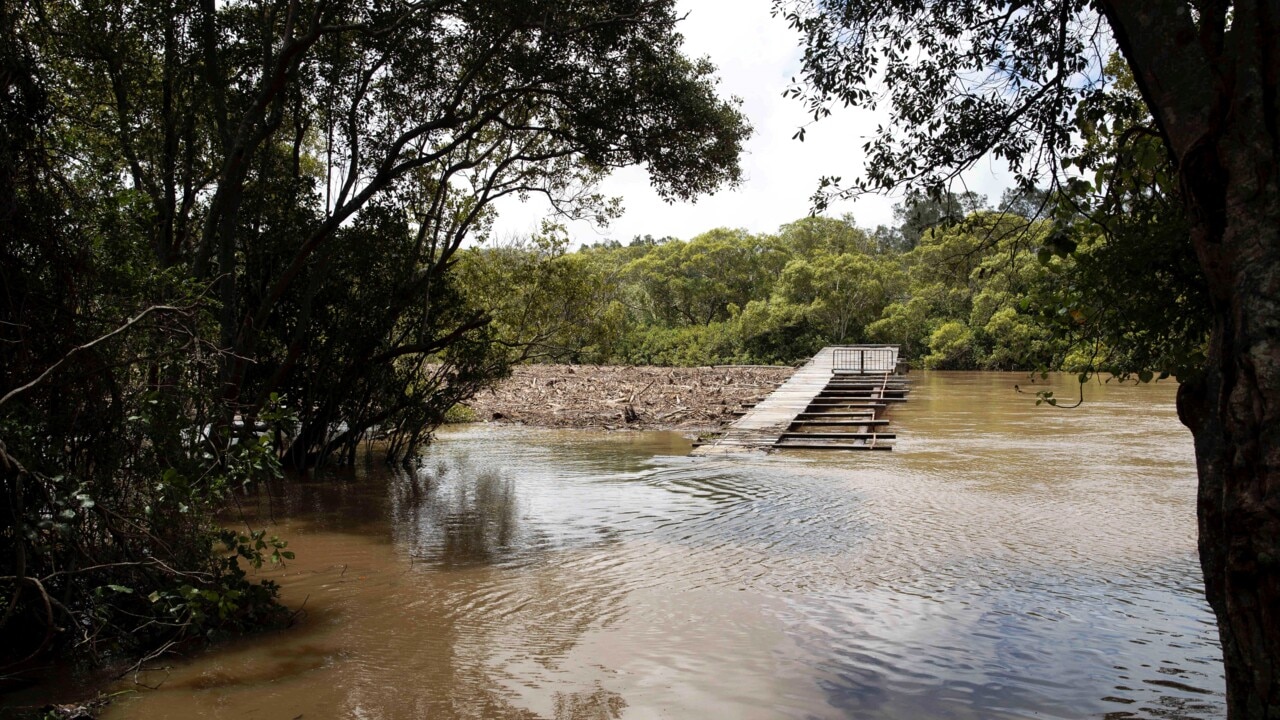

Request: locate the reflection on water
(26, 373), (1223, 719)
(394, 462), (521, 568)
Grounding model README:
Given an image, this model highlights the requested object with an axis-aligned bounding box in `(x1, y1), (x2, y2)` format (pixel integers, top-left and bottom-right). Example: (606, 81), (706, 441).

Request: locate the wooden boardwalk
(692, 345), (907, 454)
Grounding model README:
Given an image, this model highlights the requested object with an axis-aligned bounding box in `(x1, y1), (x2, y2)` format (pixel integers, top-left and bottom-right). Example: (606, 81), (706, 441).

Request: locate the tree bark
(1101, 1), (1280, 716)
(1182, 174), (1280, 719)
(1176, 42), (1280, 720)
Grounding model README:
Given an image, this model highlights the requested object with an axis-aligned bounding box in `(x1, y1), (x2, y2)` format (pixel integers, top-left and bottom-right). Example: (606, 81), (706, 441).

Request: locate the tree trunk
(1176, 99), (1280, 720)
(1100, 2), (1279, 714)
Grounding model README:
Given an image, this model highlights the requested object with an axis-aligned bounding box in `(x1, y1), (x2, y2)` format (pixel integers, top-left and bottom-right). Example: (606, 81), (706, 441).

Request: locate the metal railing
(832, 346), (897, 373)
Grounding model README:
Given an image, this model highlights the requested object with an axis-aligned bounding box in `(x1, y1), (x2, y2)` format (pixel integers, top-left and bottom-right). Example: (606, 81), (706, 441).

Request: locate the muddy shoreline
(459, 364), (796, 433)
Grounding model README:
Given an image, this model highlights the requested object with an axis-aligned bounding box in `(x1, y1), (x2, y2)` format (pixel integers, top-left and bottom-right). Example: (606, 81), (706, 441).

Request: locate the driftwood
(463, 364), (794, 431)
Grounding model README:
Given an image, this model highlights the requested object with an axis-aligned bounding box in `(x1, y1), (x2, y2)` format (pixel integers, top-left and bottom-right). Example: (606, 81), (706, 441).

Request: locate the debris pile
(465, 365), (795, 431)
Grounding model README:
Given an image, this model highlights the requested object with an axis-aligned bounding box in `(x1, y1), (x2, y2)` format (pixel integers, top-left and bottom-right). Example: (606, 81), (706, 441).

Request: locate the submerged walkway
(692, 345), (907, 454)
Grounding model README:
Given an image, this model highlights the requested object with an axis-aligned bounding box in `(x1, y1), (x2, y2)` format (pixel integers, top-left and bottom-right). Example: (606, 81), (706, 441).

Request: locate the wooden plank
(816, 393), (909, 399)
(824, 386), (909, 391)
(773, 442), (894, 451)
(798, 418), (887, 423)
(819, 387), (910, 391)
(804, 409), (886, 415)
(827, 380), (909, 384)
(820, 387), (910, 391)
(805, 402), (887, 408)
(803, 394), (906, 399)
(788, 417), (890, 422)
(780, 432), (896, 439)
(811, 394), (907, 400)
(832, 369), (897, 376)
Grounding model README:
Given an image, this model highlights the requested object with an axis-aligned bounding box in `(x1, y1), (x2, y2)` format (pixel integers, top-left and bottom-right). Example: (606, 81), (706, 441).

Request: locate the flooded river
(71, 373), (1228, 718)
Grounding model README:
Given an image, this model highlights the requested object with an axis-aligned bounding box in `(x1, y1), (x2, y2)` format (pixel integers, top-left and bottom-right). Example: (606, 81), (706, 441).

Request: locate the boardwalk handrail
(692, 345), (904, 454)
(832, 346), (896, 373)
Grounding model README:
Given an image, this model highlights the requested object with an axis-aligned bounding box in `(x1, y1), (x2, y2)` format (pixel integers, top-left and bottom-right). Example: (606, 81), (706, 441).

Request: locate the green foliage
(871, 213), (1064, 370)
(1, 0), (749, 671)
(924, 322), (975, 370)
(1028, 55), (1208, 382)
(621, 322), (741, 366)
(625, 228), (784, 327)
(9, 0), (749, 472)
(474, 210), (1086, 370)
(867, 299), (930, 358)
(443, 404), (480, 424)
(733, 300), (825, 365)
(142, 530), (293, 635)
(775, 0), (1097, 205)
(886, 191), (988, 252)
(457, 231), (624, 365)
(776, 251), (904, 343)
(771, 5), (1208, 384)
(468, 168), (1197, 379)
(776, 215), (874, 255)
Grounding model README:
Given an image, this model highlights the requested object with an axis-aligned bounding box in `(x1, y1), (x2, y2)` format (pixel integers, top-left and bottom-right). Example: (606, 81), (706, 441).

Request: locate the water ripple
(79, 373), (1222, 720)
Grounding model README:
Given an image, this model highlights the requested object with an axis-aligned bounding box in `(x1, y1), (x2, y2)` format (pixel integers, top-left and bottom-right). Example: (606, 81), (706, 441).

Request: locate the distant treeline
(461, 190), (1184, 373)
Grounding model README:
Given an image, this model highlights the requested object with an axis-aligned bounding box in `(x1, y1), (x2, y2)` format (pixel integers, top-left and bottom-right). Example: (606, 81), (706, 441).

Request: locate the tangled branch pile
(464, 365), (794, 431)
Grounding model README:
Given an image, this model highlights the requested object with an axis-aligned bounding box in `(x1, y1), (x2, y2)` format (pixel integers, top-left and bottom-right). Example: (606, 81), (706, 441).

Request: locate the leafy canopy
(776, 0), (1102, 203)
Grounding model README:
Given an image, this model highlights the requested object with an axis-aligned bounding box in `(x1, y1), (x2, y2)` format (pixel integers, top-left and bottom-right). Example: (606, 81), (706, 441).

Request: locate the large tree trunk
(1176, 92), (1280, 720)
(1179, 296), (1280, 718)
(1101, 2), (1280, 715)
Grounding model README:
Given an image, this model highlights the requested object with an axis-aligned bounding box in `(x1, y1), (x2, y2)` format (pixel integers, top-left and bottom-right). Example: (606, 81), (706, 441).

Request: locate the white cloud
(488, 0), (1012, 245)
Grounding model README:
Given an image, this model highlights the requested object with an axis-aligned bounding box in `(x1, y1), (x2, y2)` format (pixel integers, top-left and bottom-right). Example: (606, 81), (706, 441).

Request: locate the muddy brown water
(15, 372), (1224, 718)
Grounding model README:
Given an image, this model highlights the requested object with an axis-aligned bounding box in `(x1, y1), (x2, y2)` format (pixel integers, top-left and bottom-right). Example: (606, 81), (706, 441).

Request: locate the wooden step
(790, 420), (890, 426)
(780, 432), (896, 440)
(803, 397), (885, 404)
(822, 381), (909, 386)
(832, 371), (900, 377)
(820, 386), (910, 391)
(795, 413), (879, 419)
(694, 346), (906, 455)
(773, 441), (894, 451)
(816, 393), (909, 399)
(808, 397), (906, 403)
(821, 385), (909, 389)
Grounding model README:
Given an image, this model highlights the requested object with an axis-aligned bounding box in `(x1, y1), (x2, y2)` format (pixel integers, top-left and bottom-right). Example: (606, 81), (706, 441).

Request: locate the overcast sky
(488, 0), (1013, 245)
